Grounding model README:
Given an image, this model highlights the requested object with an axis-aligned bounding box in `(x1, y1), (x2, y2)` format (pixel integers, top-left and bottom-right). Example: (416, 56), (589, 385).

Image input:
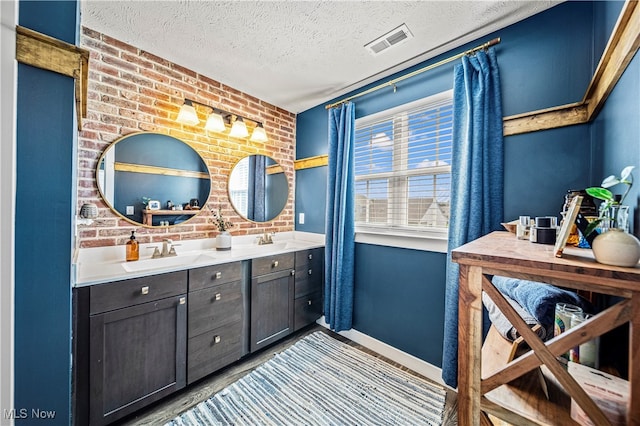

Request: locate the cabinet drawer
(90, 271), (187, 314)
(295, 247), (323, 268)
(294, 268), (323, 298)
(189, 261), (242, 291)
(187, 320), (244, 384)
(188, 280), (243, 338)
(294, 291), (323, 331)
(251, 252), (295, 277)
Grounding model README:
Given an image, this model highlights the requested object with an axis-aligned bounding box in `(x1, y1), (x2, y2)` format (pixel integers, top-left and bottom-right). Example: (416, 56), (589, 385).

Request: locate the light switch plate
(126, 205), (134, 215)
(299, 213), (305, 224)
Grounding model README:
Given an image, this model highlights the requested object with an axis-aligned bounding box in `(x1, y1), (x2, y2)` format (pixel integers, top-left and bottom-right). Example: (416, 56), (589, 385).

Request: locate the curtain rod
(325, 37), (501, 110)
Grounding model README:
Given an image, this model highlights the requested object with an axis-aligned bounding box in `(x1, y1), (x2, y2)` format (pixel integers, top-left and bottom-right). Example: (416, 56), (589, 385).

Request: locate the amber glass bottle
(126, 230), (139, 261)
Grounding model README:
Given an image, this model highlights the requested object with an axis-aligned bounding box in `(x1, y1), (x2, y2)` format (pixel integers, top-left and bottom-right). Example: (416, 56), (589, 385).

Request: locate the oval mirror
(96, 132), (211, 227)
(228, 155), (288, 222)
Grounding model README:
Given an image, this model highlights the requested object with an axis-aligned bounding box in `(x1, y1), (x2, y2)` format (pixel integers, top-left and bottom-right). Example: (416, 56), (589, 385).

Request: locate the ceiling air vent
(365, 24), (413, 56)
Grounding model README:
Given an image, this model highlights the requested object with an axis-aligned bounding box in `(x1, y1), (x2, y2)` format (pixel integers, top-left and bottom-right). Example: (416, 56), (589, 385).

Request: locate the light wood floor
(114, 325), (458, 425)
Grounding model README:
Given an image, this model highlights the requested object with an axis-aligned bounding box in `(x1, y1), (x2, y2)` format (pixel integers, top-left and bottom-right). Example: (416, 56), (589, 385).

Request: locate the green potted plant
(585, 166), (639, 267)
(585, 166), (634, 235)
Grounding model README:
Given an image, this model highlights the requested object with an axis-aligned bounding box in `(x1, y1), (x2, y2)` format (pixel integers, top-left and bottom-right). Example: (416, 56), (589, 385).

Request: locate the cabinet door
(250, 269), (294, 352)
(89, 295), (187, 425)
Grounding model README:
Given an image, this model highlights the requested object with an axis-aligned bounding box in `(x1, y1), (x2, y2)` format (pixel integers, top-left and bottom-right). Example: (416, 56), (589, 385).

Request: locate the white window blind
(354, 90), (453, 234)
(228, 157), (249, 217)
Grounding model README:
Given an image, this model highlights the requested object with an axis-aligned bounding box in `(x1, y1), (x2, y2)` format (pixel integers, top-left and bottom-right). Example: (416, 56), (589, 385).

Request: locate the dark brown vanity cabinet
(250, 252), (295, 352)
(76, 271), (188, 426)
(294, 247), (324, 331)
(187, 261), (247, 384)
(73, 247), (324, 425)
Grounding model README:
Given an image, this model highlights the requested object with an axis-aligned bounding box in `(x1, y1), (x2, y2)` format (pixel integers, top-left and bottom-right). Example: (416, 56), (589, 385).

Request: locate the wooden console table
(452, 231), (640, 426)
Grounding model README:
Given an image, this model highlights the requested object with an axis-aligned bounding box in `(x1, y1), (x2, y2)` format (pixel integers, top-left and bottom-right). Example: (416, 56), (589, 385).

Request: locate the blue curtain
(247, 155), (266, 222)
(442, 48), (504, 388)
(324, 102), (356, 332)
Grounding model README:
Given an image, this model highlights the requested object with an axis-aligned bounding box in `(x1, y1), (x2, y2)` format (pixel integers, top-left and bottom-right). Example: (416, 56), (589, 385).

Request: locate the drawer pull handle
(308, 300), (312, 306)
(308, 254), (313, 260)
(213, 335), (221, 344)
(308, 269), (312, 275)
(141, 286), (149, 295)
(215, 293), (222, 301)
(179, 297), (186, 305)
(272, 260), (279, 268)
(215, 272), (222, 279)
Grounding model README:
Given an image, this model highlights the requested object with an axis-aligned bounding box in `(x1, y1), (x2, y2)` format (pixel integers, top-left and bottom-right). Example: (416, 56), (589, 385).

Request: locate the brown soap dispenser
(126, 230), (139, 261)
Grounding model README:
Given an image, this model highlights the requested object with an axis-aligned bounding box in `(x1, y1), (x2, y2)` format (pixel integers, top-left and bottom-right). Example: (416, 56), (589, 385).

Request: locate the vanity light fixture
(229, 116), (249, 138)
(176, 99), (200, 126)
(176, 98), (268, 141)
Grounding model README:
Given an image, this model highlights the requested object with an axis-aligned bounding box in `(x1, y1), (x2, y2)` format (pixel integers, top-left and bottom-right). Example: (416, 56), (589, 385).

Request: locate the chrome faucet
(257, 232), (274, 245)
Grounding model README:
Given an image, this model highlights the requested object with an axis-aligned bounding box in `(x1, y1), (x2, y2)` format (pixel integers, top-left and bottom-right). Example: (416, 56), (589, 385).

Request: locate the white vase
(216, 231), (232, 251)
(591, 228), (640, 267)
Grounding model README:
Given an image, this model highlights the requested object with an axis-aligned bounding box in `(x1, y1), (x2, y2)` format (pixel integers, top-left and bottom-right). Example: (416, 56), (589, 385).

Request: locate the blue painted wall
(15, 1), (78, 423)
(294, 1), (637, 368)
(353, 245), (447, 365)
(592, 1), (640, 235)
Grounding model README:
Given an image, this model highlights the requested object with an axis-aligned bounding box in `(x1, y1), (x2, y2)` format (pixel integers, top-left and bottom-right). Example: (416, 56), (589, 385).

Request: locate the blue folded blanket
(482, 291), (548, 341)
(491, 276), (592, 330)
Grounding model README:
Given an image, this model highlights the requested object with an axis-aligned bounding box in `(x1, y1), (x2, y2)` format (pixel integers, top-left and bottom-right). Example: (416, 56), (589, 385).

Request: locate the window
(354, 90), (453, 238)
(228, 157), (249, 216)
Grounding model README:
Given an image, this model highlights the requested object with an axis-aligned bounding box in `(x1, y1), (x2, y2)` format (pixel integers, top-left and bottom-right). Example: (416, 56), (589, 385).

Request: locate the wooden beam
(15, 25), (90, 130)
(502, 102), (589, 136)
(294, 155), (328, 171)
(583, 0), (640, 120)
(114, 162), (210, 179)
(266, 164), (284, 175)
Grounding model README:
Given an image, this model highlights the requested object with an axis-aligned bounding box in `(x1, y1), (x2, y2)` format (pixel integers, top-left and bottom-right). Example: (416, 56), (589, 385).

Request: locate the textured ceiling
(80, 1), (561, 113)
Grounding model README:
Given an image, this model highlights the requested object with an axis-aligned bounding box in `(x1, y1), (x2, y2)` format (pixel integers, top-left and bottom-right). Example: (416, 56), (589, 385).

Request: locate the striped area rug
(167, 331), (446, 425)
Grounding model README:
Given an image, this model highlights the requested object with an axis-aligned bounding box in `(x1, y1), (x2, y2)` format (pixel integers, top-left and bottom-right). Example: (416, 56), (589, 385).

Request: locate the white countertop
(73, 231), (325, 287)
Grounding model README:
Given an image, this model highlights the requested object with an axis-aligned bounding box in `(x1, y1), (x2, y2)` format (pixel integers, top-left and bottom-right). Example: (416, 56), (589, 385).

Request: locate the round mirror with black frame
(228, 155), (288, 222)
(96, 132), (211, 227)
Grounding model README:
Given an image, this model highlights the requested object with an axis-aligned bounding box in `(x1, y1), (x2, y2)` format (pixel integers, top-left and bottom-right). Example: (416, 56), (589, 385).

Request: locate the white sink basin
(122, 253), (216, 273)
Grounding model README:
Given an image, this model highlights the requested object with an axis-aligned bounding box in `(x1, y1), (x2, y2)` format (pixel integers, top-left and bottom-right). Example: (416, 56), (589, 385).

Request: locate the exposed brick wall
(78, 27), (296, 249)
